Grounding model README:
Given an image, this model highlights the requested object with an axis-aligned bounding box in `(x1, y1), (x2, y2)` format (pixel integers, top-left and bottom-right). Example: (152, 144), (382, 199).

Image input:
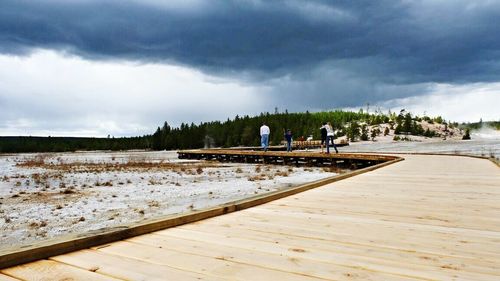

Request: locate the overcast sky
(1, 0), (499, 137)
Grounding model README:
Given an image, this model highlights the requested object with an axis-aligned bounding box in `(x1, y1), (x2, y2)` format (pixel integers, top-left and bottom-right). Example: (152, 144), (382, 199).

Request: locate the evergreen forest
(0, 110), (494, 153)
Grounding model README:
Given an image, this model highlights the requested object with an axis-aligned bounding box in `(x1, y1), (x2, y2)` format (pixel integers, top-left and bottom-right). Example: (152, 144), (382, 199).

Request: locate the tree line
(0, 136), (150, 153)
(0, 109), (466, 153)
(150, 110), (372, 150)
(147, 109), (450, 149)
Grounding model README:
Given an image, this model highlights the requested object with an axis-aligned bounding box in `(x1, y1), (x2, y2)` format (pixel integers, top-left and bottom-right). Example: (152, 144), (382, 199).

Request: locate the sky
(0, 0), (499, 137)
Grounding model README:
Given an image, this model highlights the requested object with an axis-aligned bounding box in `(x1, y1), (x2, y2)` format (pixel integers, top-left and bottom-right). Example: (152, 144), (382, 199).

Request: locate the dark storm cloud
(2, 0), (500, 85)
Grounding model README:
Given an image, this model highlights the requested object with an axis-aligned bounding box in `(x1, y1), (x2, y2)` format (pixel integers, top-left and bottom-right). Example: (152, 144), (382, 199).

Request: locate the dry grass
(29, 220), (47, 228)
(248, 174), (266, 181)
(274, 170), (289, 177)
(322, 166), (343, 173)
(60, 188), (76, 194)
(17, 155), (47, 166)
(148, 178), (161, 185)
(16, 159), (224, 176)
(148, 201), (160, 208)
(102, 181), (113, 187)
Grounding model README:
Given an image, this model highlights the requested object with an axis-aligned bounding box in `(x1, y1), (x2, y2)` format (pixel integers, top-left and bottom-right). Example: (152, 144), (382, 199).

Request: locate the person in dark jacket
(320, 123), (327, 153)
(284, 129), (293, 152)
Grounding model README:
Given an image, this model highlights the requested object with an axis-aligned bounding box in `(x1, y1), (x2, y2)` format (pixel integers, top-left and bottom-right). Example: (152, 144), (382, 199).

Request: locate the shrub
(462, 129), (471, 140)
(384, 127), (390, 136)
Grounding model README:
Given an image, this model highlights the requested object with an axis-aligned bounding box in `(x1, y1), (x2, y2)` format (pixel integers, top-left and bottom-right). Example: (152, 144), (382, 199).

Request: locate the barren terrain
(0, 151), (337, 249)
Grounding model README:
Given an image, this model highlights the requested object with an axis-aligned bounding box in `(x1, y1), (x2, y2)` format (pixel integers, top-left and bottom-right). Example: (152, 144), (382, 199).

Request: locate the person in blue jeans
(325, 122), (338, 153)
(260, 123), (270, 151)
(284, 129), (293, 152)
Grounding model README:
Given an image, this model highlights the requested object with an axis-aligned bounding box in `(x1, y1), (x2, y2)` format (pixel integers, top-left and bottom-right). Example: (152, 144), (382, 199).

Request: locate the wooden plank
(283, 190), (500, 207)
(242, 206), (500, 242)
(176, 212), (500, 261)
(161, 226), (500, 275)
(94, 241), (324, 281)
(181, 213), (500, 257)
(127, 233), (414, 281)
(324, 180), (500, 193)
(153, 228), (499, 280)
(51, 249), (215, 281)
(258, 202), (500, 231)
(1, 260), (119, 281)
(227, 207), (500, 243)
(269, 195), (500, 215)
(270, 190), (500, 213)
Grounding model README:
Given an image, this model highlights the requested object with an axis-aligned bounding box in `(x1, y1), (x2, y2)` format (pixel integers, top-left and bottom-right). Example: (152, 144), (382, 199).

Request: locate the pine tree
(370, 129), (377, 141)
(361, 124), (369, 141)
(347, 121), (360, 142)
(403, 113), (413, 135)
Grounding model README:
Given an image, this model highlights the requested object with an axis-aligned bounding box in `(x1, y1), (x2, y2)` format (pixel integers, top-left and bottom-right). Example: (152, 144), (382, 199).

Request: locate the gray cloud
(263, 61), (434, 110)
(2, 0), (500, 84)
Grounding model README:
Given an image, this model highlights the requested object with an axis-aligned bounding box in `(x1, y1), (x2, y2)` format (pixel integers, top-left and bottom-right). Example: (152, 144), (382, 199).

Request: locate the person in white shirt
(260, 123), (270, 151)
(325, 122), (338, 154)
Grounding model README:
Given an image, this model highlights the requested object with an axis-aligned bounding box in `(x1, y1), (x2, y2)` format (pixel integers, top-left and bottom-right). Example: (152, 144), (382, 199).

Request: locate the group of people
(259, 122), (338, 153)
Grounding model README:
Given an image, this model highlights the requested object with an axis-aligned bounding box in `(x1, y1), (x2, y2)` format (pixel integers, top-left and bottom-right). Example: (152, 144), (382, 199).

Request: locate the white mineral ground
(0, 151), (338, 249)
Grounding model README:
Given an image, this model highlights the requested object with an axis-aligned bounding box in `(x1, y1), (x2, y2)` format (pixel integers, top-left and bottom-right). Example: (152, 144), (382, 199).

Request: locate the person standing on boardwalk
(320, 122), (328, 153)
(326, 122), (338, 154)
(284, 129), (293, 152)
(260, 123), (270, 151)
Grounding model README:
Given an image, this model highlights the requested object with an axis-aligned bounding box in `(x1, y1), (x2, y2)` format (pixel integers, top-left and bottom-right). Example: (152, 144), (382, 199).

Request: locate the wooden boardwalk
(2, 154), (500, 280)
(178, 149), (394, 169)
